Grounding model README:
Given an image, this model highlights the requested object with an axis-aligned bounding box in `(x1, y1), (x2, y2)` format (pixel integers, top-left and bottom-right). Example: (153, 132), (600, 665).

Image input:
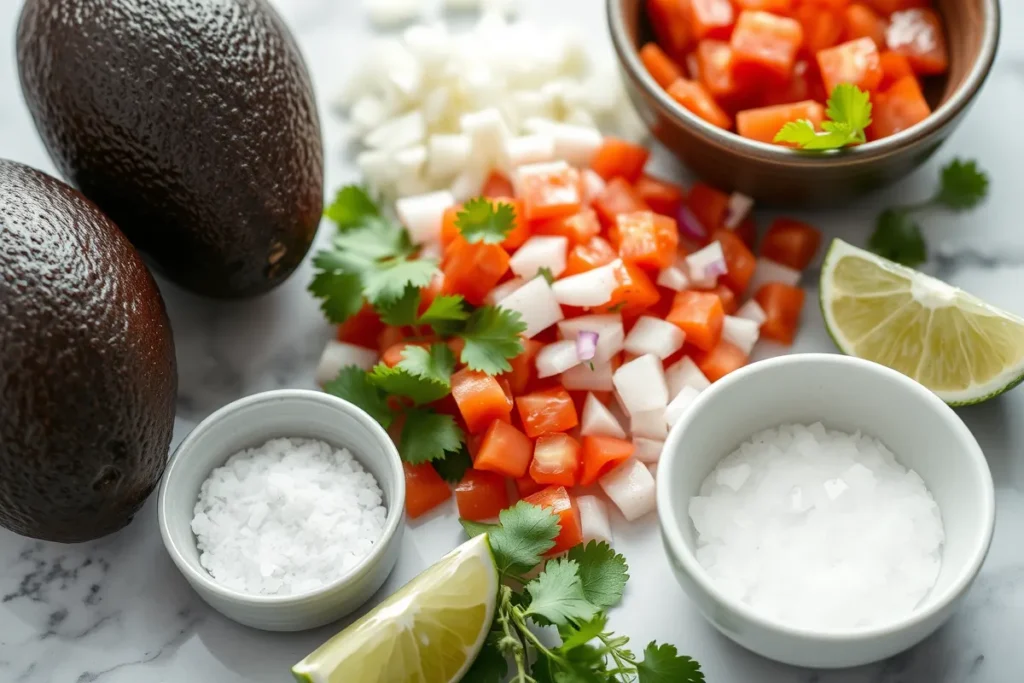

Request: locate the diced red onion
(705, 259), (727, 277)
(677, 206), (707, 242)
(576, 331), (599, 361)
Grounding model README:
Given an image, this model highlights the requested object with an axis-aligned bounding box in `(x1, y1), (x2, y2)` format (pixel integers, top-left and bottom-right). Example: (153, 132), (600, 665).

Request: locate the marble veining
(2, 0), (1024, 681)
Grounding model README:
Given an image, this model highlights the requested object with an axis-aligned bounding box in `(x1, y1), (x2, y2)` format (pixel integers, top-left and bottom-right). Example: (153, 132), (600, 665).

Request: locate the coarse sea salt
(191, 438), (387, 597)
(689, 423), (944, 632)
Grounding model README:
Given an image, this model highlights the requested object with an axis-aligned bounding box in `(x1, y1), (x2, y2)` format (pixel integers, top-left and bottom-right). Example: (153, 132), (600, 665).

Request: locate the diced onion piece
(722, 315), (760, 356)
(450, 165), (489, 202)
(647, 462), (659, 479)
(558, 315), (624, 364)
(581, 169), (607, 204)
(677, 206), (707, 242)
(735, 300), (767, 326)
(350, 95), (391, 133)
(522, 116), (557, 135)
(623, 316), (685, 360)
(561, 359), (615, 392)
(630, 408), (668, 440)
(315, 342), (379, 386)
(633, 437), (664, 464)
(395, 191), (455, 244)
(365, 110), (427, 151)
(357, 150), (395, 189)
(536, 340), (581, 378)
(656, 263), (690, 291)
(686, 241), (727, 289)
(665, 385), (700, 427)
(551, 262), (618, 307)
(580, 393), (627, 438)
(612, 354), (669, 416)
(444, 0), (480, 9)
(394, 145), (428, 179)
(599, 459), (657, 522)
(485, 277), (527, 305)
(577, 495), (613, 544)
(499, 276), (564, 338)
(461, 108), (511, 165)
(748, 257), (801, 293)
(503, 134), (557, 170)
(576, 331), (599, 361)
(509, 236), (569, 280)
(365, 0), (424, 28)
(426, 134), (472, 180)
(548, 123), (604, 167)
(665, 356), (711, 398)
(724, 192), (754, 230)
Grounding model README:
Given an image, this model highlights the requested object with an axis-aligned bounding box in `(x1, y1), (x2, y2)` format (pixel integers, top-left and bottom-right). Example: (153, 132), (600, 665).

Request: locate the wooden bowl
(608, 0), (1000, 206)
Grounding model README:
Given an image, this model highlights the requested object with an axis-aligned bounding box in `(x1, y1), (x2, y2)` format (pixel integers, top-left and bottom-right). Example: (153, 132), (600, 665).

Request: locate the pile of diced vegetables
(313, 129), (821, 552)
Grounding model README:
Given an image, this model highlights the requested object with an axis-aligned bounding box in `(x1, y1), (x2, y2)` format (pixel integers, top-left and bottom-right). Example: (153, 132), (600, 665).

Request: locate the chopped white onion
(665, 356), (711, 398)
(748, 257), (801, 293)
(581, 169), (607, 204)
(426, 134), (472, 180)
(623, 316), (685, 360)
(461, 108), (511, 166)
(665, 385), (700, 427)
(558, 315), (624, 363)
(722, 315), (760, 356)
(357, 149), (396, 189)
(444, 0), (481, 10)
(551, 262), (618, 307)
(656, 262), (690, 291)
(561, 358), (615, 392)
(547, 123), (604, 167)
(580, 393), (627, 439)
(350, 94), (391, 133)
(577, 495), (613, 544)
(315, 342), (380, 386)
(509, 236), (569, 279)
(485, 277), (527, 305)
(724, 192), (755, 230)
(612, 354), (669, 416)
(502, 134), (557, 170)
(499, 276), (565, 338)
(394, 145), (428, 179)
(735, 300), (768, 326)
(365, 0), (424, 28)
(599, 459), (657, 521)
(633, 437), (665, 464)
(576, 331), (599, 361)
(686, 241), (727, 289)
(536, 340), (581, 378)
(395, 191), (455, 244)
(630, 408), (668, 440)
(365, 110), (427, 151)
(450, 165), (489, 202)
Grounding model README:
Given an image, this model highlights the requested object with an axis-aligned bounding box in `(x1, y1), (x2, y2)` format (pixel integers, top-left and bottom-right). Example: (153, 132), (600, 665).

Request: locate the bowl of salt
(657, 353), (995, 669)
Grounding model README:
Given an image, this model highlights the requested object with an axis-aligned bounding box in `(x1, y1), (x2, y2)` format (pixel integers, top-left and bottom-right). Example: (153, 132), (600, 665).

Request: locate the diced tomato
(564, 236), (618, 277)
(736, 0), (792, 11)
(590, 138), (651, 183)
(843, 3), (887, 46)
(522, 486), (584, 555)
(795, 4), (844, 55)
(693, 340), (749, 382)
(530, 433), (582, 487)
(691, 0), (736, 41)
(598, 260), (661, 315)
(754, 282), (806, 345)
(481, 171), (514, 198)
(580, 436), (635, 486)
(733, 215), (759, 251)
(641, 42), (685, 89)
(502, 338), (544, 395)
(517, 162), (584, 222)
(667, 290), (725, 351)
(802, 0), (853, 10)
(647, 0), (694, 60)
(452, 368), (514, 434)
(878, 50), (915, 90)
(516, 476), (544, 498)
(762, 59), (827, 107)
(516, 387), (579, 438)
(867, 75), (931, 140)
(474, 420), (534, 478)
(441, 206), (461, 248)
(865, 0), (928, 15)
(731, 10), (804, 84)
(614, 211), (680, 270)
(381, 341), (424, 368)
(885, 8), (948, 76)
(442, 240), (511, 306)
(687, 182), (731, 232)
(705, 282), (739, 315)
(337, 303), (385, 349)
(817, 37), (883, 94)
(634, 174), (686, 217)
(667, 78), (733, 130)
(377, 325), (406, 355)
(404, 462), (451, 519)
(498, 198), (531, 250)
(711, 229), (757, 294)
(593, 177), (650, 227)
(534, 208), (602, 246)
(761, 218), (822, 270)
(695, 40), (743, 108)
(455, 469), (511, 521)
(737, 100), (825, 145)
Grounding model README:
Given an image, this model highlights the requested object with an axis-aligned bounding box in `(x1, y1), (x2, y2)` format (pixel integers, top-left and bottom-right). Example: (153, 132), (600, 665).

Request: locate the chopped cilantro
(456, 197), (517, 244)
(774, 84), (872, 150)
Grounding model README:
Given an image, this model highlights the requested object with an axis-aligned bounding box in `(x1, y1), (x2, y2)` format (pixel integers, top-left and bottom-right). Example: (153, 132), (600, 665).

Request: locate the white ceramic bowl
(657, 354), (995, 669)
(158, 389), (405, 632)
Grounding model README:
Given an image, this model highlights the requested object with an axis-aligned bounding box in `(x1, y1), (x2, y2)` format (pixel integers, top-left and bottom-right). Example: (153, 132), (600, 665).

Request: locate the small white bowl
(158, 389), (405, 632)
(658, 354), (995, 669)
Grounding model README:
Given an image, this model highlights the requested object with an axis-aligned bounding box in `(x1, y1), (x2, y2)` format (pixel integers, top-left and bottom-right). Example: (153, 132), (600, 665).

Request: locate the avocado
(16, 0), (324, 299)
(0, 160), (177, 543)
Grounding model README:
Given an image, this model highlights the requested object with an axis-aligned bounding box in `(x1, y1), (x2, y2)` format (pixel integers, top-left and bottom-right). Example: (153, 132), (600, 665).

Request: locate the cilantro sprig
(461, 503), (704, 682)
(869, 159), (989, 266)
(774, 84), (872, 150)
(457, 197), (518, 244)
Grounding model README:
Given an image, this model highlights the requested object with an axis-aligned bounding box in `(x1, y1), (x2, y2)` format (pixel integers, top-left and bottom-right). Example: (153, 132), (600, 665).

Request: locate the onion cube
(461, 108), (511, 164)
(499, 276), (564, 338)
(315, 342), (379, 386)
(561, 359), (615, 392)
(633, 437), (664, 464)
(536, 340), (581, 379)
(599, 459), (657, 521)
(735, 300), (767, 326)
(749, 257), (801, 293)
(722, 315), (760, 356)
(623, 316), (685, 360)
(612, 354), (669, 416)
(396, 191), (455, 244)
(686, 241), (727, 289)
(665, 356), (710, 398)
(630, 408), (668, 440)
(365, 0), (423, 28)
(665, 385), (700, 427)
(548, 123), (604, 167)
(503, 134), (557, 170)
(558, 315), (624, 364)
(426, 134), (472, 180)
(365, 110), (427, 151)
(577, 495), (613, 544)
(656, 263), (690, 291)
(509, 236), (568, 280)
(551, 262), (618, 307)
(357, 150), (395, 188)
(581, 169), (606, 203)
(350, 94), (390, 133)
(485, 277), (526, 305)
(450, 165), (489, 202)
(724, 192), (754, 229)
(580, 393), (627, 439)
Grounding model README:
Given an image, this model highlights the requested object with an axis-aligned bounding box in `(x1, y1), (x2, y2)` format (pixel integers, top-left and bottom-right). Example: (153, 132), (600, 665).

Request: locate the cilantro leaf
(400, 408), (464, 464)
(459, 306), (527, 374)
(420, 295), (470, 325)
(774, 84), (871, 150)
(433, 444), (474, 484)
(774, 120), (856, 150)
(537, 266), (556, 285)
(636, 642), (705, 683)
(567, 542), (629, 609)
(868, 209), (927, 266)
(462, 630), (508, 683)
(489, 502), (560, 577)
(362, 257), (438, 305)
(525, 559), (599, 626)
(937, 159), (989, 209)
(557, 613), (609, 652)
(308, 270), (364, 324)
(368, 344), (455, 404)
(554, 645), (610, 683)
(377, 286), (422, 327)
(322, 366), (394, 428)
(460, 518), (499, 538)
(324, 185), (381, 229)
(456, 197), (517, 244)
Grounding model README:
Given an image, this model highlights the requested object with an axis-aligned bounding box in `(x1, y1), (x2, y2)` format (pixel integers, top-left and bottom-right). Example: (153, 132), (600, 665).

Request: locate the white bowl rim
(157, 388), (406, 606)
(657, 353), (996, 641)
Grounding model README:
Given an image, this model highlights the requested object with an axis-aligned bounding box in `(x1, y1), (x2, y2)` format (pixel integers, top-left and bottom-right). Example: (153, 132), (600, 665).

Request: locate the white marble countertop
(3, 1), (1024, 681)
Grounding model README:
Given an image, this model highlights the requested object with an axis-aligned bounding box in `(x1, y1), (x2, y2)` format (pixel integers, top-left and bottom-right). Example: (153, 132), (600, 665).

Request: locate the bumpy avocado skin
(16, 0), (324, 299)
(0, 160), (177, 543)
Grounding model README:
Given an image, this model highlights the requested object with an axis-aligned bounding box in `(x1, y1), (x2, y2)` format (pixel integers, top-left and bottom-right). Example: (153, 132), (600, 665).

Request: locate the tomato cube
(634, 174), (686, 217)
(878, 50), (915, 90)
(564, 236), (618, 277)
(516, 387), (579, 438)
(736, 0), (792, 11)
(687, 182), (731, 233)
(597, 260), (661, 316)
(452, 368), (514, 434)
(754, 282), (806, 345)
(515, 162), (584, 222)
(534, 208), (602, 246)
(647, 0), (695, 60)
(590, 138), (651, 183)
(691, 0), (736, 41)
(817, 37), (883, 94)
(501, 338), (543, 395)
(442, 240), (511, 306)
(455, 469), (511, 521)
(693, 340), (749, 382)
(482, 171), (514, 198)
(737, 100), (826, 144)
(404, 462), (452, 519)
(865, 0), (928, 15)
(337, 303), (385, 349)
(667, 290), (725, 351)
(731, 11), (804, 84)
(695, 39), (741, 106)
(641, 42), (685, 88)
(795, 4), (844, 55)
(667, 78), (733, 130)
(516, 476), (544, 498)
(593, 177), (650, 226)
(580, 436), (635, 486)
(761, 218), (822, 270)
(843, 3), (887, 46)
(614, 211), (680, 270)
(885, 8), (948, 76)
(474, 420), (534, 478)
(522, 486), (584, 555)
(704, 282), (739, 315)
(867, 75), (931, 140)
(530, 433), (582, 487)
(711, 229), (757, 294)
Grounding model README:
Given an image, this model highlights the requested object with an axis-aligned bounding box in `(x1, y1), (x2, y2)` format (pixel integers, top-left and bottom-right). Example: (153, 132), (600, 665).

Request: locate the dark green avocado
(0, 159), (177, 543)
(16, 0), (324, 299)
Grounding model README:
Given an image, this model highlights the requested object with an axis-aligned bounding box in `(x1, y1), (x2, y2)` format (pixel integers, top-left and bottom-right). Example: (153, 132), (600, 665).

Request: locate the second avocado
(17, 0), (324, 298)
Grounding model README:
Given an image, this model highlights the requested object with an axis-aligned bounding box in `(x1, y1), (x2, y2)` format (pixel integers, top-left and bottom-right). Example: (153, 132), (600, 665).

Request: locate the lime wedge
(820, 239), (1024, 405)
(292, 534), (498, 683)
